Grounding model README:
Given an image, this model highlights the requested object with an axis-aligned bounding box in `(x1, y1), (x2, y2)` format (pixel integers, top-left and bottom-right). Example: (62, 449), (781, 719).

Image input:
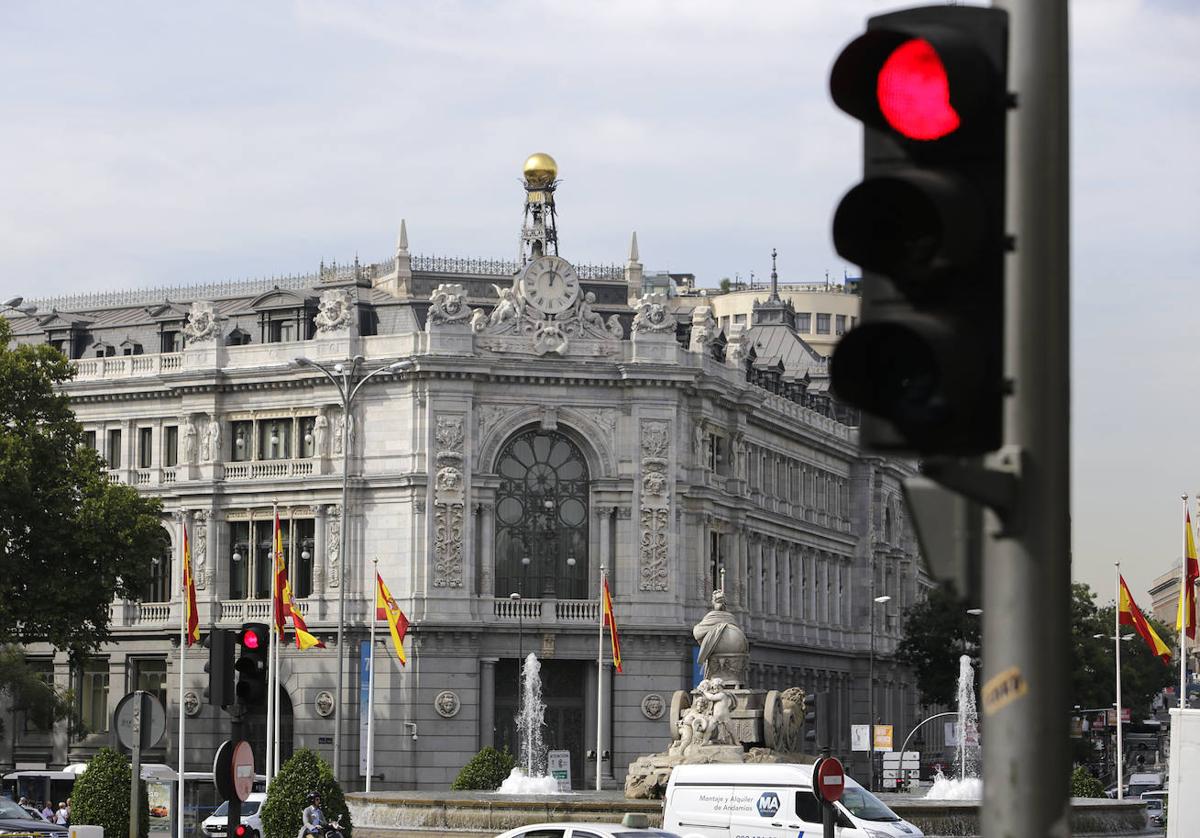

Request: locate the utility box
(70, 827), (103, 838)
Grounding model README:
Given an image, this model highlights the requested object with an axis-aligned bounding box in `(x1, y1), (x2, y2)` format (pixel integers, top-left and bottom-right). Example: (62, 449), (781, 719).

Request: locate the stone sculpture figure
(696, 678), (736, 745)
(313, 413), (328, 456)
(692, 588), (749, 686)
(182, 418), (198, 464)
(206, 420), (221, 462)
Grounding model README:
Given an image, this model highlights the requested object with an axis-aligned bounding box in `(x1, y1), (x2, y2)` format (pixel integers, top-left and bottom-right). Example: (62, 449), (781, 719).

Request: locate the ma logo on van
(755, 792), (780, 817)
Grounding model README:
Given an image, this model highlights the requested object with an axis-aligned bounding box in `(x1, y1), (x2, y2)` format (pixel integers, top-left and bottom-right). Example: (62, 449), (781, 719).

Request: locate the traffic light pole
(982, 2), (1071, 836)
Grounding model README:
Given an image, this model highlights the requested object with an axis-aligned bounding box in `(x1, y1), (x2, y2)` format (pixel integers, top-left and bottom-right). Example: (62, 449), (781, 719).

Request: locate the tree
(0, 318), (168, 651)
(0, 645), (74, 736)
(895, 586), (981, 707)
(719, 278), (732, 294)
(71, 747), (149, 838)
(261, 748), (351, 838)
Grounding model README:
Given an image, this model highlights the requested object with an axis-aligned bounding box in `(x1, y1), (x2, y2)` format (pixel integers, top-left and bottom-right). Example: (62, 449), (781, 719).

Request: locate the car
(495, 813), (682, 838)
(0, 797), (69, 838)
(201, 792), (266, 838)
(150, 805), (169, 818)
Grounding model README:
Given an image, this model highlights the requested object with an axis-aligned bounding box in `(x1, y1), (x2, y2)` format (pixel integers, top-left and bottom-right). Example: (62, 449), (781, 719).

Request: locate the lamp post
(1, 296), (37, 316)
(293, 354), (413, 783)
(868, 593), (891, 792)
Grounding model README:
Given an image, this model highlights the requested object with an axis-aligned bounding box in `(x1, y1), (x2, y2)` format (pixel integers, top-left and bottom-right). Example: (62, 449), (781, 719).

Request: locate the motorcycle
(298, 817), (344, 838)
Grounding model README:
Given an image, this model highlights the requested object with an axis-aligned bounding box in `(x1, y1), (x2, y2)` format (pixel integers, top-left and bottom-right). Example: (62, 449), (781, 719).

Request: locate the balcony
(491, 597), (599, 623)
(73, 353), (183, 380)
(218, 598), (312, 624)
(223, 459), (315, 481)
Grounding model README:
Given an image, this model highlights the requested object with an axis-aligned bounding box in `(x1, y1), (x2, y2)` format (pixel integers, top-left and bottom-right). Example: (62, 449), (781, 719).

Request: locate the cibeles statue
(693, 588), (749, 687)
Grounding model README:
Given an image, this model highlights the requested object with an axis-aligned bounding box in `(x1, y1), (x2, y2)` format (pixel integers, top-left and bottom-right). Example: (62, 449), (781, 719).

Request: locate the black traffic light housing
(829, 5), (1009, 455)
(234, 623), (269, 709)
(204, 629), (236, 707)
(804, 692), (831, 751)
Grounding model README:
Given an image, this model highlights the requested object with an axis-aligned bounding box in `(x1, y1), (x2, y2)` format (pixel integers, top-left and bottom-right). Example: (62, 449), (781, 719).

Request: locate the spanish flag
(603, 574), (622, 673)
(182, 525), (199, 647)
(1119, 575), (1171, 664)
(271, 512), (289, 637)
(287, 594), (325, 651)
(1178, 509), (1198, 641)
(376, 573), (409, 665)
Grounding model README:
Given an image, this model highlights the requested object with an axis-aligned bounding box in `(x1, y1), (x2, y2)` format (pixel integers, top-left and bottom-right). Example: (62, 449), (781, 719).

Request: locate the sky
(0, 1), (1196, 605)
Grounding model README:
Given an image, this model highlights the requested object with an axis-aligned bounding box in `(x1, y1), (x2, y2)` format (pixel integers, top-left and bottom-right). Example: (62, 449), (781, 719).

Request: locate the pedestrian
(41, 802), (54, 821)
(55, 802), (68, 825)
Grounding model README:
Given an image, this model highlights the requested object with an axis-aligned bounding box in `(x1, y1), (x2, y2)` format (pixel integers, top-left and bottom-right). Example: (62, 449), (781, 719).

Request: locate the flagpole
(177, 520), (187, 838)
(367, 559), (378, 793)
(1114, 562), (1123, 801)
(596, 565), (605, 791)
(1181, 494), (1189, 710)
(273, 614), (281, 778)
(266, 504), (277, 787)
(276, 508), (294, 780)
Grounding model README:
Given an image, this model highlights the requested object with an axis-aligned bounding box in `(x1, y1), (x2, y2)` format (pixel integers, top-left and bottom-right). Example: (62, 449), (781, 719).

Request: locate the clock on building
(519, 255), (580, 316)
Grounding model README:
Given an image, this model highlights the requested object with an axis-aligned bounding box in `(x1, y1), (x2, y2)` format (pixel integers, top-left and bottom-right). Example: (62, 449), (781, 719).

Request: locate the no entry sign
(815, 756), (845, 804)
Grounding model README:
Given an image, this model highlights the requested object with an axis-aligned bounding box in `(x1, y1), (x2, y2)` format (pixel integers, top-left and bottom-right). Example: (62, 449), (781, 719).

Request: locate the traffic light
(204, 629), (236, 707)
(234, 623), (269, 709)
(828, 5), (1009, 455)
(804, 692), (830, 750)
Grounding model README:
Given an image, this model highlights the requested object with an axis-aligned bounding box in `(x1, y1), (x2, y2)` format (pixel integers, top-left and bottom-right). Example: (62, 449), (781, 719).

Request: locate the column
(600, 663), (615, 786)
(479, 658), (497, 750)
(596, 506), (611, 598)
(480, 502), (495, 598)
(583, 664), (598, 787)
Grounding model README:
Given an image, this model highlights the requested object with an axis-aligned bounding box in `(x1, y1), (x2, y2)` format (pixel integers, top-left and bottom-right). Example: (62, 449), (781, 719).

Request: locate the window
(144, 536), (172, 602)
(22, 660), (55, 733)
(816, 313), (831, 334)
(164, 426), (178, 467)
(138, 427), (153, 469)
(106, 429), (122, 469)
(161, 330), (183, 353)
(227, 518), (315, 601)
(83, 430), (96, 451)
(258, 421), (292, 460)
(494, 429), (590, 600)
(269, 320), (296, 343)
(130, 659), (167, 708)
(835, 314), (847, 335)
(227, 327), (251, 346)
(79, 658), (110, 735)
(95, 344), (115, 358)
(231, 421), (253, 462)
(299, 417), (317, 458)
(710, 530), (723, 592)
(796, 312), (811, 333)
(122, 343), (144, 356)
(734, 313), (747, 324)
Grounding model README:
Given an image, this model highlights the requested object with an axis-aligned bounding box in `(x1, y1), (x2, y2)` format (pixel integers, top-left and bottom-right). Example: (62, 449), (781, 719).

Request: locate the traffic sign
(213, 739), (255, 802)
(114, 691), (166, 751)
(815, 757), (846, 804)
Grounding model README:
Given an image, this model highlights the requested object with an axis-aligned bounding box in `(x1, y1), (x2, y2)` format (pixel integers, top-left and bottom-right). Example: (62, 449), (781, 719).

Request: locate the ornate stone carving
(433, 414), (465, 588)
(434, 690), (461, 718)
(201, 417), (221, 463)
(689, 305), (718, 353)
(184, 691), (201, 717)
(181, 416), (198, 464)
(632, 293), (675, 334)
(334, 410), (354, 456)
(182, 300), (220, 344)
(327, 506), (342, 588)
(315, 690), (335, 717)
(313, 411), (329, 457)
(315, 288), (353, 333)
(470, 276), (622, 355)
(193, 510), (209, 590)
(693, 588), (749, 686)
(428, 283), (472, 326)
(478, 404), (512, 442)
(641, 693), (666, 720)
(639, 419), (670, 592)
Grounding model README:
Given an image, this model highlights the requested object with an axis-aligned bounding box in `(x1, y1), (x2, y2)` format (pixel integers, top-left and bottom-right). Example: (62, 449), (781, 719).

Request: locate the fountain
(925, 654), (982, 799)
(497, 652), (563, 794)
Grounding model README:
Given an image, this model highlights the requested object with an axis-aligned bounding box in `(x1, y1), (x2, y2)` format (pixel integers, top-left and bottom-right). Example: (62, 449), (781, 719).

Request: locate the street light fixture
(868, 593), (892, 791)
(292, 353), (414, 782)
(0, 296), (37, 316)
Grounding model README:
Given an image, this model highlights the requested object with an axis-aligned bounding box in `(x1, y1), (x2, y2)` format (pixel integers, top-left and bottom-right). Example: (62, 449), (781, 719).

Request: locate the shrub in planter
(261, 749), (351, 838)
(71, 747), (149, 838)
(1070, 764), (1105, 798)
(451, 747), (515, 791)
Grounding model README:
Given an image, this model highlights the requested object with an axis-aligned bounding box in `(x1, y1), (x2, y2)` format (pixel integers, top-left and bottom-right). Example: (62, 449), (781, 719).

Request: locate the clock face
(520, 256), (580, 315)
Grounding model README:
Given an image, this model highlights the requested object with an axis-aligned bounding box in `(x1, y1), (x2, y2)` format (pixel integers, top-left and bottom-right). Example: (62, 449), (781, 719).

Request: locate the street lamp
(0, 296), (37, 316)
(510, 591), (524, 744)
(292, 353), (413, 783)
(868, 593), (891, 792)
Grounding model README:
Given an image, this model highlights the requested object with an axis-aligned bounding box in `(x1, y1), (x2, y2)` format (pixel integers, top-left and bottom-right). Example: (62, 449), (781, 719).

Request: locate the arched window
(494, 429), (589, 599)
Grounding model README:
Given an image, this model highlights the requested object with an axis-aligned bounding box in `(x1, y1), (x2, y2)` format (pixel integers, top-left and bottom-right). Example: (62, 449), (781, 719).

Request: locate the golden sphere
(523, 152), (558, 188)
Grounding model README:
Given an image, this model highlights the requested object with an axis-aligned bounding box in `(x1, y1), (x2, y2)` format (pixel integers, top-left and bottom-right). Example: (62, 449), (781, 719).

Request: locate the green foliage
(71, 747), (149, 838)
(1070, 582), (1175, 720)
(895, 586), (981, 707)
(0, 645), (75, 736)
(0, 318), (168, 652)
(718, 278), (732, 294)
(1070, 764), (1105, 798)
(261, 749), (350, 838)
(451, 746), (515, 790)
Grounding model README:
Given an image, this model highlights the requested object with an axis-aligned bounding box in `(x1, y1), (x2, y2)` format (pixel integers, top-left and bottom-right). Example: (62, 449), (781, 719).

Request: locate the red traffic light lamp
(234, 623), (269, 708)
(828, 5), (1009, 455)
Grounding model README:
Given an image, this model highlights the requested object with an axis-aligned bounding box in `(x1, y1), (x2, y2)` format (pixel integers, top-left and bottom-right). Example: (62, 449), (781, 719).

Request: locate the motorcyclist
(300, 792), (324, 837)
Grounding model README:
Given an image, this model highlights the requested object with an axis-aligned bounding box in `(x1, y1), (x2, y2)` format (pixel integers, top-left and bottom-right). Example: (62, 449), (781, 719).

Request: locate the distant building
(1, 155), (931, 789)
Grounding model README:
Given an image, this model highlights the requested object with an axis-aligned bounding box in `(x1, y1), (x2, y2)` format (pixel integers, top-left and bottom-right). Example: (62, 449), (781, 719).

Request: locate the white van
(664, 764), (922, 838)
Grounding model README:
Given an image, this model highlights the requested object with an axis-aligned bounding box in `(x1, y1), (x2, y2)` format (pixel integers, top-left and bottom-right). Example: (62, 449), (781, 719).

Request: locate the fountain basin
(348, 790), (1151, 838)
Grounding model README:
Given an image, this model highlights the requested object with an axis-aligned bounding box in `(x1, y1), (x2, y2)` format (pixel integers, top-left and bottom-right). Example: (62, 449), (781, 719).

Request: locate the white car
(202, 792), (266, 838)
(496, 814), (682, 838)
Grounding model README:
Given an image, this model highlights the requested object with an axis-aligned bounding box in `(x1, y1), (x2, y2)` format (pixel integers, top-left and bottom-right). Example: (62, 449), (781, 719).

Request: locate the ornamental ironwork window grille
(494, 429), (589, 600)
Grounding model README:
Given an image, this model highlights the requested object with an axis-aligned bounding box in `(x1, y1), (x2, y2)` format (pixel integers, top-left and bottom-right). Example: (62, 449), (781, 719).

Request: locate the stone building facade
(1, 169), (929, 790)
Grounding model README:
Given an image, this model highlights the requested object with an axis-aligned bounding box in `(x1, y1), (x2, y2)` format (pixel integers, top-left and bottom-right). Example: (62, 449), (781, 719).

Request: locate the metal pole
(984, 3), (1070, 836)
(596, 566), (605, 791)
(130, 692), (144, 838)
(366, 558), (378, 792)
(177, 522), (187, 838)
(1115, 562), (1123, 800)
(1181, 495), (1189, 710)
(333, 364), (353, 784)
(868, 561), (875, 792)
